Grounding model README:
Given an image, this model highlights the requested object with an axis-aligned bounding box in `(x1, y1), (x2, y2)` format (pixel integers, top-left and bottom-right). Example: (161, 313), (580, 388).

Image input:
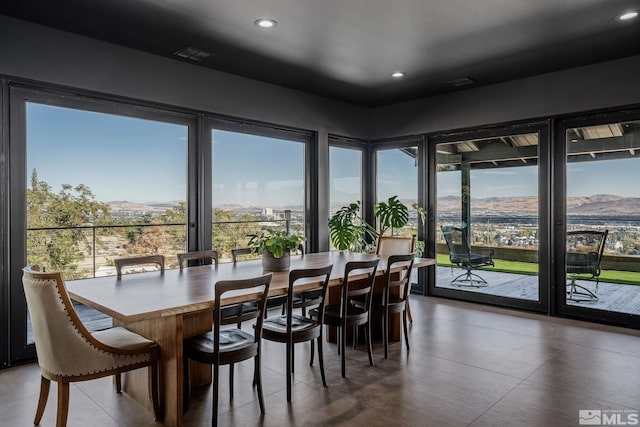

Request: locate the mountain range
(108, 194), (640, 217)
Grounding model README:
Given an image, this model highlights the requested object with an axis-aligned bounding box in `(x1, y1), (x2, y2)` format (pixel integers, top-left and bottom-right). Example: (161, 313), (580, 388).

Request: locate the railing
(27, 215), (301, 280)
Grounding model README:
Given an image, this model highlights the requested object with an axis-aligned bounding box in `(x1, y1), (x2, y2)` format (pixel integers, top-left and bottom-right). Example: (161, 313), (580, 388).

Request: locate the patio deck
(436, 266), (640, 316)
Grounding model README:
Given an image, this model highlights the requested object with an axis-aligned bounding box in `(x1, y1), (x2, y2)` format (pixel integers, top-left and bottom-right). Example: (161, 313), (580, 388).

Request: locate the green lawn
(436, 253), (640, 285)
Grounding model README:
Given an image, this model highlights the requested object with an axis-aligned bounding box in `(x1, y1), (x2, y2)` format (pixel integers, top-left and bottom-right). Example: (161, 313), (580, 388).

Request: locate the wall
(369, 54), (640, 139)
(0, 15), (370, 138)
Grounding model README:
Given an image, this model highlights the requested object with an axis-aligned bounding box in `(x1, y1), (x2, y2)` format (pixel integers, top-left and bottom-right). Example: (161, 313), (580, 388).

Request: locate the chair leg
(34, 376), (50, 425)
(229, 363), (234, 400)
(340, 326), (347, 378)
(383, 307), (389, 359)
(352, 326), (358, 350)
(406, 296), (413, 324)
(402, 309), (410, 352)
(56, 382), (70, 427)
(309, 338), (315, 366)
(115, 373), (122, 393)
(255, 354), (265, 413)
(365, 320), (374, 367)
(318, 333), (327, 387)
(149, 363), (161, 421)
(286, 341), (292, 401)
(212, 363), (220, 427)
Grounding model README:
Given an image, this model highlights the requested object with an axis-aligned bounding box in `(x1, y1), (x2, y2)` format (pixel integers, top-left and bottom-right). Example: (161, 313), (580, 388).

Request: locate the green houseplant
(248, 228), (306, 272)
(328, 201), (378, 252)
(375, 196), (427, 256)
(329, 197), (427, 256)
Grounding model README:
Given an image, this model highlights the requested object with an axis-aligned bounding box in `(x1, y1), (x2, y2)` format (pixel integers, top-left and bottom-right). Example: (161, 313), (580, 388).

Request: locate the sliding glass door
(557, 114), (640, 327)
(431, 124), (550, 312)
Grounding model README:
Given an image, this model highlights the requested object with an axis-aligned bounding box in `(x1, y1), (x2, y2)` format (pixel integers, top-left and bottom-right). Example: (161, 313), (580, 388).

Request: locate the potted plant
(248, 228), (306, 272)
(328, 201), (378, 252)
(329, 197), (427, 256)
(375, 195), (427, 256)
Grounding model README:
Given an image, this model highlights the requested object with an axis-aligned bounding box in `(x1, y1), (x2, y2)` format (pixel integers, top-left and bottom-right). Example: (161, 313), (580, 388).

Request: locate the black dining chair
(182, 274), (271, 426)
(262, 265), (333, 401)
(311, 259), (379, 378)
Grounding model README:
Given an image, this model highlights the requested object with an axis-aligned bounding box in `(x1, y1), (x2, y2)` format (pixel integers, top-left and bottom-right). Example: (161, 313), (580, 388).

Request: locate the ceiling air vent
(172, 46), (212, 62)
(445, 77), (476, 87)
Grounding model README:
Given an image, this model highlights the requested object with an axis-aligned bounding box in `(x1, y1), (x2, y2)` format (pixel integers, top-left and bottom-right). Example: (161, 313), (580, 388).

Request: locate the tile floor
(3, 296), (640, 426)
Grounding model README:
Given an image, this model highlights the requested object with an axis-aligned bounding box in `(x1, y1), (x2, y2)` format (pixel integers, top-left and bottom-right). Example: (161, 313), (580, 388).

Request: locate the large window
(211, 129), (306, 261)
(26, 103), (189, 278)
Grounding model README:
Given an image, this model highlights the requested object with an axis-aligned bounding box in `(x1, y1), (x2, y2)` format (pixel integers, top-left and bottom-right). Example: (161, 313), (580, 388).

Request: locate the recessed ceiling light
(391, 71), (405, 78)
(255, 19), (277, 28)
(618, 11), (638, 20)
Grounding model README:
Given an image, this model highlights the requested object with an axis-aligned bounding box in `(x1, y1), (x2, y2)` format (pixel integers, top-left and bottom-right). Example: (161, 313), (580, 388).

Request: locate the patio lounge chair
(566, 229), (608, 302)
(441, 225), (494, 287)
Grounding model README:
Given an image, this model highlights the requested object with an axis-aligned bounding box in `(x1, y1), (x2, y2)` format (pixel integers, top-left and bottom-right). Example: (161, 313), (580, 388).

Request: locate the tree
(27, 169), (111, 279)
(212, 209), (261, 259)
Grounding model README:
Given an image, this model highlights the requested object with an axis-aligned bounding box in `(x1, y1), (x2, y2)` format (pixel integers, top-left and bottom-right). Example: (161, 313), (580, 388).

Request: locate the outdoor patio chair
(566, 229), (608, 302)
(441, 225), (494, 287)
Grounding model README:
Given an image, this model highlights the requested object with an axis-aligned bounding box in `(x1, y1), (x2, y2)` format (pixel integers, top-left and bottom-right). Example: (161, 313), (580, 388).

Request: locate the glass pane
(26, 103), (188, 280)
(376, 147), (419, 235)
(436, 133), (540, 302)
(330, 146), (362, 210)
(376, 147), (420, 286)
(212, 130), (305, 262)
(565, 120), (640, 315)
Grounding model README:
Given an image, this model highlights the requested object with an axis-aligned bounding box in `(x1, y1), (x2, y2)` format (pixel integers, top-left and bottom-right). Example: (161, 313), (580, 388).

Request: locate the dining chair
(261, 265), (333, 401)
(183, 274), (271, 426)
(22, 265), (161, 427)
(311, 259), (379, 378)
(114, 254), (165, 278)
(177, 250), (219, 270)
(376, 235), (415, 323)
(232, 247), (297, 316)
(353, 254), (415, 359)
(178, 250), (254, 327)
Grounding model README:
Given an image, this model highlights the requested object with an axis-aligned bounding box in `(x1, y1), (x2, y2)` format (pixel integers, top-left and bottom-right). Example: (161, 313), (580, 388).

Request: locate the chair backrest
(566, 230), (609, 276)
(376, 236), (415, 257)
(382, 254), (416, 304)
(441, 226), (470, 260)
(231, 247), (254, 263)
(22, 265), (149, 379)
(114, 254), (165, 278)
(340, 259), (380, 318)
(286, 265), (333, 328)
(177, 250), (219, 270)
(212, 274), (272, 358)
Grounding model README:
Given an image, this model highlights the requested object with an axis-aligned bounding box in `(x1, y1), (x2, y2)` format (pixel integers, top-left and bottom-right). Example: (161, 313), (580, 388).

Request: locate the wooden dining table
(67, 251), (435, 427)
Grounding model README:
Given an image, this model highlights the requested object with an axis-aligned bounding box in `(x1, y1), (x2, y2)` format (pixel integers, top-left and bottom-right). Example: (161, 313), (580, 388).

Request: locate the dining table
(67, 251), (435, 427)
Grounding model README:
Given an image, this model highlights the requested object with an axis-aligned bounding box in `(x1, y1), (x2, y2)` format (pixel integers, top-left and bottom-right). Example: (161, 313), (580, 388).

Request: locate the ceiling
(2, 0), (640, 107)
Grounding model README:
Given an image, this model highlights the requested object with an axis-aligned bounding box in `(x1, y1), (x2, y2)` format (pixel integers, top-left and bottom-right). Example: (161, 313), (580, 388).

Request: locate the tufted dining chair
(22, 265), (161, 427)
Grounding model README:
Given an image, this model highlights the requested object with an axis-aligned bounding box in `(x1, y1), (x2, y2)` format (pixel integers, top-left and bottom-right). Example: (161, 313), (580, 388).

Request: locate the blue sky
(26, 102), (639, 207)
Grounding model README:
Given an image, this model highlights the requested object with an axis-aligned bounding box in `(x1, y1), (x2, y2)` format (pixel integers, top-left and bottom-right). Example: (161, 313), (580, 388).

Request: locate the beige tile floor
(3, 296), (640, 426)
